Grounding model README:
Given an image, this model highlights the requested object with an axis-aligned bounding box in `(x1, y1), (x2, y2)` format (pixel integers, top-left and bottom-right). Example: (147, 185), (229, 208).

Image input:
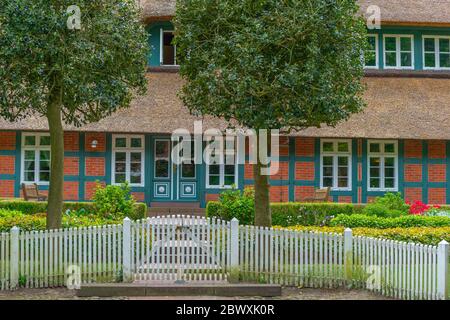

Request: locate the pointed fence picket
(0, 215), (448, 300)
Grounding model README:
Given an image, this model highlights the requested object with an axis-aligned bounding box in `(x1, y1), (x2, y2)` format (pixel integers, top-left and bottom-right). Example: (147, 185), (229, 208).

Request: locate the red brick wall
(0, 156), (15, 175)
(428, 140), (446, 159)
(295, 162), (314, 180)
(404, 140), (422, 158)
(131, 192), (145, 202)
(64, 157), (79, 176)
(294, 186), (314, 201)
(269, 186), (289, 202)
(205, 193), (220, 203)
(0, 132), (16, 150)
(428, 164), (446, 183)
(64, 132), (79, 151)
(63, 182), (79, 201)
(85, 157), (105, 176)
(270, 161), (289, 180)
(244, 162), (253, 179)
(338, 196), (352, 203)
(404, 187), (422, 202)
(85, 181), (105, 200)
(428, 188), (446, 205)
(85, 132), (106, 152)
(295, 137), (315, 156)
(279, 136), (289, 156)
(0, 180), (15, 198)
(404, 164), (422, 182)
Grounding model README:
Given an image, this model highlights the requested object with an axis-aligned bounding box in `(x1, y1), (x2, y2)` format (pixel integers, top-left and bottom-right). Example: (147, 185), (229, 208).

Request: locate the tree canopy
(174, 0), (367, 132)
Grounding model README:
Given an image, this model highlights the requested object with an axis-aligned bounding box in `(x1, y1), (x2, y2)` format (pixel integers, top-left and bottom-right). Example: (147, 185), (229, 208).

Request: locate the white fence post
(229, 218), (239, 283)
(10, 226), (19, 290)
(344, 228), (353, 285)
(122, 217), (132, 283)
(437, 240), (449, 300)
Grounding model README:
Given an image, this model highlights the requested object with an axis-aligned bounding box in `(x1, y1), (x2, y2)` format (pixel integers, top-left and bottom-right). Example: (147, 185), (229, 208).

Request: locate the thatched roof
(1, 73), (450, 140)
(140, 0), (450, 26)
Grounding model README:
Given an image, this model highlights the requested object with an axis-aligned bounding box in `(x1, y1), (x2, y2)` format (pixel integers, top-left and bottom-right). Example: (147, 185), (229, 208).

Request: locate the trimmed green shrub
(330, 213), (450, 229)
(92, 182), (136, 220)
(210, 187), (255, 225)
(0, 199), (147, 220)
(207, 199), (364, 226)
(362, 192), (409, 217)
(278, 225), (450, 246)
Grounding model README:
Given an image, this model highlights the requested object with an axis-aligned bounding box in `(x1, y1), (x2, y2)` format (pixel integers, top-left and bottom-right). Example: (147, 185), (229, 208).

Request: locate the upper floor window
(367, 140), (398, 192)
(21, 133), (50, 184)
(364, 34), (379, 69)
(112, 135), (144, 186)
(160, 30), (177, 66)
(320, 140), (352, 190)
(423, 36), (450, 70)
(383, 35), (414, 69)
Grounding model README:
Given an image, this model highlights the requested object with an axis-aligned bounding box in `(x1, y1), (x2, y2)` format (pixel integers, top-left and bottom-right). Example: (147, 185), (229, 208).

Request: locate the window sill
(148, 66), (180, 73)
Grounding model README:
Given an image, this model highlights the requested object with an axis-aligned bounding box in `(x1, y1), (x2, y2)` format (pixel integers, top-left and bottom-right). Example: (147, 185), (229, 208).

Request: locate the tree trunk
(46, 91), (64, 229)
(253, 131), (271, 227)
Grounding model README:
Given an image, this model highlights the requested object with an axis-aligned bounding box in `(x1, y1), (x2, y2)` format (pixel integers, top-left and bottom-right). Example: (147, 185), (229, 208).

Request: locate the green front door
(152, 138), (198, 201)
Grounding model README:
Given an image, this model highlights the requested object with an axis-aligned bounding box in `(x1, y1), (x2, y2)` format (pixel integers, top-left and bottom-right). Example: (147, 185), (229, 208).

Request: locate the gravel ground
(0, 287), (393, 300)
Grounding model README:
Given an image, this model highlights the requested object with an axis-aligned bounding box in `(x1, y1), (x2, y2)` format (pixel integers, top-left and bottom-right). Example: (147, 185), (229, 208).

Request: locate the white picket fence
(0, 215), (448, 300)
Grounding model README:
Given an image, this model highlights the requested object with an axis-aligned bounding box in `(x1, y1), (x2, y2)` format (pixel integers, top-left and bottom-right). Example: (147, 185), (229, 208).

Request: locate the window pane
(115, 173), (126, 184)
(209, 175), (220, 186)
(40, 160), (50, 172)
(338, 156), (348, 166)
(155, 159), (169, 178)
(24, 136), (36, 146)
(115, 152), (126, 162)
(130, 138), (142, 148)
(424, 38), (435, 52)
(322, 142), (334, 152)
(209, 165), (220, 175)
(370, 168), (380, 178)
(224, 165), (235, 175)
(365, 53), (376, 67)
(425, 53), (436, 67)
(385, 37), (396, 51)
(385, 52), (397, 67)
(162, 32), (176, 65)
(130, 174), (141, 184)
(385, 157), (395, 167)
(115, 138), (127, 148)
(224, 175), (235, 186)
(400, 37), (411, 51)
(323, 166), (333, 177)
(155, 141), (169, 158)
(385, 178), (395, 188)
(24, 160), (35, 171)
(338, 178), (348, 188)
(385, 167), (395, 178)
(369, 143), (380, 153)
(370, 178), (380, 188)
(322, 156), (333, 166)
(182, 164), (196, 178)
(25, 150), (35, 160)
(439, 38), (450, 53)
(40, 151), (50, 161)
(25, 171), (35, 182)
(130, 162), (141, 175)
(39, 172), (50, 182)
(40, 136), (50, 146)
(338, 167), (348, 177)
(130, 152), (141, 162)
(337, 142), (349, 152)
(384, 143), (395, 153)
(370, 157), (381, 167)
(368, 36), (376, 49)
(115, 162), (126, 173)
(400, 52), (412, 67)
(323, 177), (333, 187)
(440, 53), (450, 68)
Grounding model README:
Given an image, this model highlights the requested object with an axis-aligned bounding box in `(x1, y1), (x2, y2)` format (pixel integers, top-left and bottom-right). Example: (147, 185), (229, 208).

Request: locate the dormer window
(383, 35), (414, 69)
(423, 36), (450, 70)
(160, 30), (177, 66)
(364, 34), (379, 69)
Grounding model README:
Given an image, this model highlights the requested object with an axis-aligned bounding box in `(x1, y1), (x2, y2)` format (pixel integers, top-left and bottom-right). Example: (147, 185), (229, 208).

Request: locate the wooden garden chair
(301, 187), (331, 203)
(21, 183), (48, 201)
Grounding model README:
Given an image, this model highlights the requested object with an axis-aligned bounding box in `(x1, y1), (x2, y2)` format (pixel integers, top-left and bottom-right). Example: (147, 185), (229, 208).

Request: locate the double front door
(153, 138), (198, 201)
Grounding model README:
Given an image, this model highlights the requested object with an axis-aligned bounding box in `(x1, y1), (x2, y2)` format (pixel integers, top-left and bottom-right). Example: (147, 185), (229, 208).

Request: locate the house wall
(1, 131), (449, 206)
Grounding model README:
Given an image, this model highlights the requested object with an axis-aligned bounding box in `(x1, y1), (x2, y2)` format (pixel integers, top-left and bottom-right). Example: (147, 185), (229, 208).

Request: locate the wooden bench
(301, 187), (331, 203)
(21, 183), (48, 201)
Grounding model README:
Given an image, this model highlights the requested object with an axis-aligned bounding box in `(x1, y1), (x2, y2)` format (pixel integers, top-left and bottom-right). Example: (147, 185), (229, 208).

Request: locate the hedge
(0, 200), (147, 220)
(0, 213), (122, 232)
(206, 201), (364, 226)
(277, 225), (450, 246)
(330, 214), (450, 229)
